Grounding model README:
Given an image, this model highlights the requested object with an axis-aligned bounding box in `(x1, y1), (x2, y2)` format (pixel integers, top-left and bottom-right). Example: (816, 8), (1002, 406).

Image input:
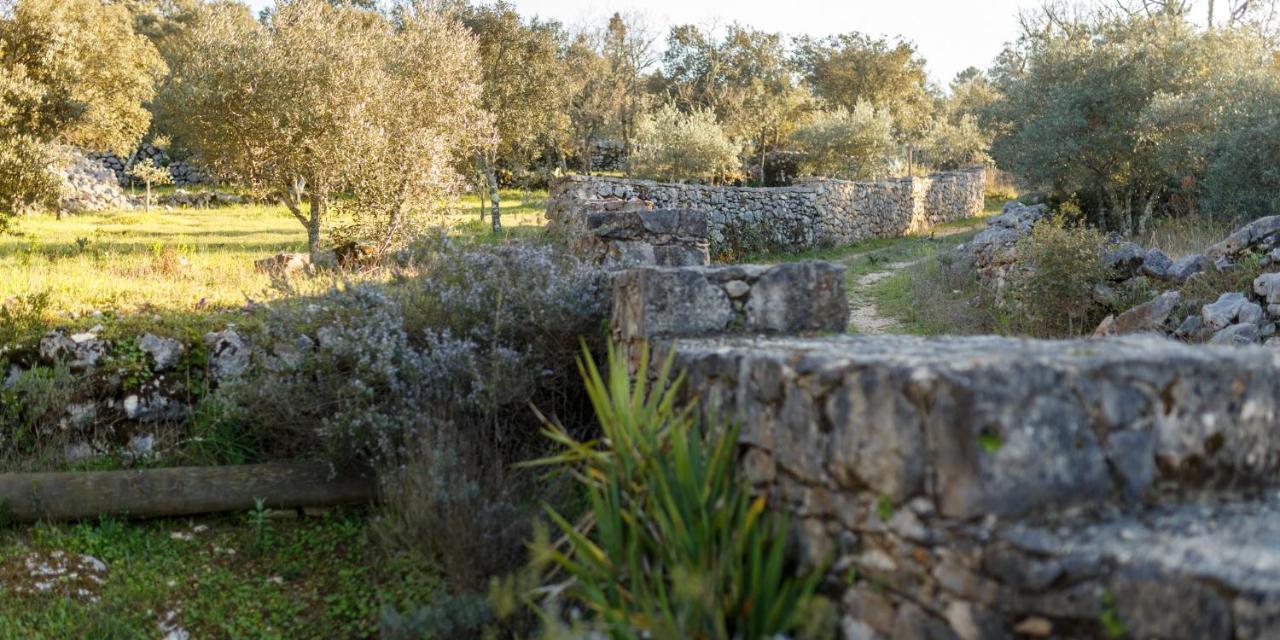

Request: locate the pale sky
(242, 0), (1038, 86)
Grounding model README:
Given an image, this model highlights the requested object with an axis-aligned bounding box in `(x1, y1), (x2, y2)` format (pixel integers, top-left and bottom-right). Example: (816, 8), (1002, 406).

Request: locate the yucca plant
(523, 342), (824, 640)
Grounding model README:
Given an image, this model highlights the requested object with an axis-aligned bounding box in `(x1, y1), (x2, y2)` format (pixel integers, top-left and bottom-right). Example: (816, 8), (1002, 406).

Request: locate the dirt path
(846, 260), (919, 334)
(842, 224), (979, 335)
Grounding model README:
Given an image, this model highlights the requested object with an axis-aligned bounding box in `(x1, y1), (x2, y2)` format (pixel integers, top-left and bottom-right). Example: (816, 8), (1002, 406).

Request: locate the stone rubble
(57, 149), (133, 213)
(1100, 215), (1280, 346)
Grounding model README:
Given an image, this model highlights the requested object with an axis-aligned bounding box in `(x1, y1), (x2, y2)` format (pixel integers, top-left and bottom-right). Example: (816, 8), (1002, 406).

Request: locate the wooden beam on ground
(0, 461), (377, 523)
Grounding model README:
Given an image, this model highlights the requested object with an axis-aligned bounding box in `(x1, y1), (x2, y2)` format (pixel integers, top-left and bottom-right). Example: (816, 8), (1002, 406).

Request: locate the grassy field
(0, 189), (549, 319)
(0, 508), (438, 639)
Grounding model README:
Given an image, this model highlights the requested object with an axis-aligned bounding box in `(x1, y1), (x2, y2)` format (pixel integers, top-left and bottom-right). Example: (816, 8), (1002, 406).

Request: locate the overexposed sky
(510, 0), (1034, 86)
(242, 0), (1038, 86)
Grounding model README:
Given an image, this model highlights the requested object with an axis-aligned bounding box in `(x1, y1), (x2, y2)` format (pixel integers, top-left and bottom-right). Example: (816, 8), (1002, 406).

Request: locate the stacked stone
(547, 168), (986, 255)
(613, 260), (1280, 640)
(586, 138), (625, 172)
(166, 160), (209, 186)
(547, 195), (711, 267)
(611, 261), (849, 360)
(9, 325), (249, 463)
(87, 145), (210, 187)
(86, 151), (130, 185)
(57, 150), (134, 213)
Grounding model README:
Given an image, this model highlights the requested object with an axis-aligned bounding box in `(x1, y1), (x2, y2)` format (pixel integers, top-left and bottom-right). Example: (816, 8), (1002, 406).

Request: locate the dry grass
(1132, 215), (1239, 258)
(0, 190), (549, 319)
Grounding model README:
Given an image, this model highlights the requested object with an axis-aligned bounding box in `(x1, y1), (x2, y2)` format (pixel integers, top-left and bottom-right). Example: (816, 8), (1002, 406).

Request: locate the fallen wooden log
(0, 461), (377, 523)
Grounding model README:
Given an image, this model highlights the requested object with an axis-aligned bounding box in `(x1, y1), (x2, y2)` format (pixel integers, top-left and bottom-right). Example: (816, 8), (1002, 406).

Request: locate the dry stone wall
(612, 260), (1280, 640)
(548, 168), (985, 261)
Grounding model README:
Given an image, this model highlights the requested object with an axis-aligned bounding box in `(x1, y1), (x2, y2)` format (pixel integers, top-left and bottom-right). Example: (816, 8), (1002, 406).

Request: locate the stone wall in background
(585, 138), (625, 172)
(547, 168), (985, 261)
(612, 261), (1280, 640)
(88, 143), (211, 187)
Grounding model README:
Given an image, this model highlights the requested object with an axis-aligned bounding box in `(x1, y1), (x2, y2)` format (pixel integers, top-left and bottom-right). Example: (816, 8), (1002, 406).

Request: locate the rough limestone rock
(1203, 292), (1250, 331)
(38, 328), (105, 370)
(666, 334), (1280, 520)
(611, 262), (848, 355)
(1209, 323), (1261, 345)
(1208, 215), (1280, 262)
(57, 149), (133, 213)
(1095, 291), (1181, 336)
(1255, 272), (1280, 309)
(1140, 248), (1173, 279)
(963, 202), (1047, 265)
(138, 333), (183, 371)
(1104, 242), (1146, 280)
(1240, 301), (1266, 326)
(254, 253), (312, 276)
(204, 329), (249, 380)
(1167, 254), (1209, 282)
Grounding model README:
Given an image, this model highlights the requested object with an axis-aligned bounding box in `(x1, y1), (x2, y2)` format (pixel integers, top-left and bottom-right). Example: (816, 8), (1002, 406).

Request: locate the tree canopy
(0, 0), (165, 223)
(157, 0), (487, 256)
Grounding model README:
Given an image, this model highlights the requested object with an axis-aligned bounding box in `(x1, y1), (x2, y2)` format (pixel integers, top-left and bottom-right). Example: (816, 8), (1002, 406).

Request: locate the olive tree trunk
(281, 176), (325, 261)
(478, 156), (502, 233)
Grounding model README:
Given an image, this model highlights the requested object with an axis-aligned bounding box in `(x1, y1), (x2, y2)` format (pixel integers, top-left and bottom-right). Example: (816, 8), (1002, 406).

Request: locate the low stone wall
(550, 199), (710, 268)
(612, 261), (1280, 639)
(548, 168), (985, 259)
(89, 143), (211, 187)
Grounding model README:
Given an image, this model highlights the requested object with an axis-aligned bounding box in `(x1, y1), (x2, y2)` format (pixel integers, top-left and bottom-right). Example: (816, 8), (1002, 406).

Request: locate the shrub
(916, 114), (990, 170)
(788, 102), (896, 181)
(524, 344), (826, 639)
(1005, 217), (1110, 337)
(0, 361), (78, 464)
(0, 290), (50, 347)
(628, 104), (743, 184)
(225, 237), (608, 611)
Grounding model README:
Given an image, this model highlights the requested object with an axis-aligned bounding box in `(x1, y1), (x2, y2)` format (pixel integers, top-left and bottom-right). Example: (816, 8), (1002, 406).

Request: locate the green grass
(0, 508), (438, 639)
(0, 189), (549, 320)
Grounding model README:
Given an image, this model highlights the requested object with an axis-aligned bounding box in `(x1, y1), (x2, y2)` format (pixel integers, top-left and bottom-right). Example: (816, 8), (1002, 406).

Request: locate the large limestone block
(611, 262), (848, 348)
(668, 334), (1280, 519)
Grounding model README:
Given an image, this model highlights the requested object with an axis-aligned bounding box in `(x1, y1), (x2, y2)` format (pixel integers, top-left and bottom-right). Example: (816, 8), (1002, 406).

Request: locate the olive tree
(157, 0), (487, 257)
(628, 104), (742, 184)
(459, 2), (566, 232)
(792, 33), (935, 139)
(788, 103), (897, 181)
(0, 0), (164, 223)
(988, 9), (1276, 230)
(658, 24), (809, 185)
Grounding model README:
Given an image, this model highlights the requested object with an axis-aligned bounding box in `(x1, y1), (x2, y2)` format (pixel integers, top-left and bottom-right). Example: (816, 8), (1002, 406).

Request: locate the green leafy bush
(524, 344), (825, 639)
(788, 102), (896, 181)
(917, 113), (990, 170)
(0, 362), (77, 462)
(628, 104), (743, 184)
(0, 290), (50, 347)
(1006, 217), (1110, 337)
